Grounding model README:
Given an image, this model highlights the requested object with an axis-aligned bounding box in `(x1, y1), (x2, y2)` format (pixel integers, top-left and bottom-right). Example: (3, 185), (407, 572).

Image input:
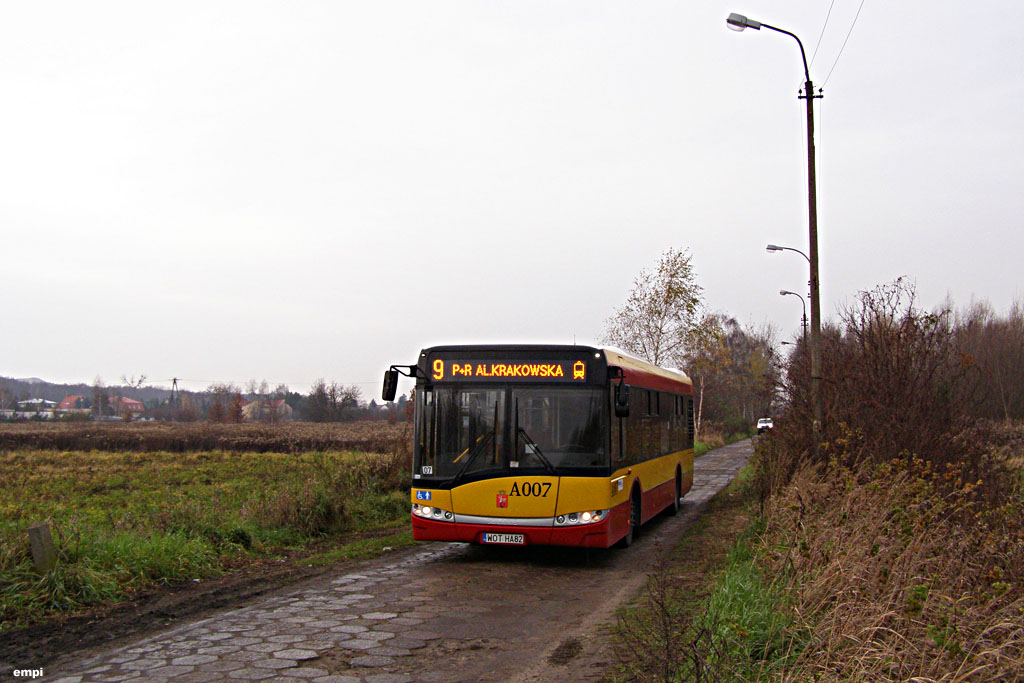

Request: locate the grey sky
(3, 1), (1022, 397)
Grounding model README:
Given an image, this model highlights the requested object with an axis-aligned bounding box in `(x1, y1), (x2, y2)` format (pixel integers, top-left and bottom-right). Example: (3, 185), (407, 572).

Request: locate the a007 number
(509, 481), (551, 497)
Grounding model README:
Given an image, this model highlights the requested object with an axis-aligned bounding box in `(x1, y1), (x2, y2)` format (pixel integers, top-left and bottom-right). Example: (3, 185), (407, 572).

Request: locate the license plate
(481, 533), (525, 545)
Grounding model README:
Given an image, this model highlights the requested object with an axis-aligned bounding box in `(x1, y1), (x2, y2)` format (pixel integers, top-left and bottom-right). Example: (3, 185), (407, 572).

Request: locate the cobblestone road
(40, 440), (753, 683)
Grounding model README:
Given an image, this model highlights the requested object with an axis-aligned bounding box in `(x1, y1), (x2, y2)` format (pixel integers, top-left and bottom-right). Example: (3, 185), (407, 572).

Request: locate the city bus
(382, 344), (695, 548)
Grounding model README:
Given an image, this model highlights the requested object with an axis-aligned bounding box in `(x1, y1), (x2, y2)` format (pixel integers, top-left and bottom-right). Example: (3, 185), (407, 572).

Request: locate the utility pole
(800, 77), (824, 446)
(169, 378), (180, 407)
(728, 12), (825, 448)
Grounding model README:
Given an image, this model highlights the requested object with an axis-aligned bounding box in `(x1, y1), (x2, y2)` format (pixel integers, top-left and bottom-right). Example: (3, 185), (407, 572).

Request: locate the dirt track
(10, 440), (752, 682)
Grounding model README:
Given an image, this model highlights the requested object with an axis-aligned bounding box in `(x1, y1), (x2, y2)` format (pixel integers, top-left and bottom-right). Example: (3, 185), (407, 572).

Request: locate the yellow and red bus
(382, 345), (694, 548)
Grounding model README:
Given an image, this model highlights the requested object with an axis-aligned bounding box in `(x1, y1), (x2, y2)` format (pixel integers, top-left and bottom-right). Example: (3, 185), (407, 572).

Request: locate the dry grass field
(0, 422), (414, 632)
(0, 420), (410, 454)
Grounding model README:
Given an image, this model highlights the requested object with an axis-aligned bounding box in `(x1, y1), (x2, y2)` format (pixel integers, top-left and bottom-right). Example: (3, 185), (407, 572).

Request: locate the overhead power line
(809, 0), (838, 67)
(822, 0), (868, 87)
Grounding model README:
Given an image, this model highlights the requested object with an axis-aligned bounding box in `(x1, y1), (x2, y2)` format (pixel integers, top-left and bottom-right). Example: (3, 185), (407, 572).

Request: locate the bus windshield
(415, 386), (607, 480)
(419, 387), (505, 480)
(513, 388), (606, 469)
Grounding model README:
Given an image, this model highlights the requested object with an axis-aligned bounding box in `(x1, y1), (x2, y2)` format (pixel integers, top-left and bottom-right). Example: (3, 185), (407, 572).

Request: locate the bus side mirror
(614, 383), (630, 418)
(382, 369), (399, 402)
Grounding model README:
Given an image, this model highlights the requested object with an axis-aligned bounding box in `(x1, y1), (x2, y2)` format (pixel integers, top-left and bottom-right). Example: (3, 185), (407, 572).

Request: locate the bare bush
(777, 279), (974, 470)
(616, 549), (737, 682)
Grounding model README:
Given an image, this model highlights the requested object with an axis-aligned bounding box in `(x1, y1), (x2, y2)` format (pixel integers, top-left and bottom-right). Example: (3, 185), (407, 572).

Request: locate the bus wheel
(668, 472), (681, 516)
(616, 490), (641, 548)
(629, 490), (642, 542)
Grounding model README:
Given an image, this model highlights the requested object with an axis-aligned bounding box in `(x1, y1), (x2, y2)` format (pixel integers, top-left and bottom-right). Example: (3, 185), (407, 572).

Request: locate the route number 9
(433, 359), (444, 380)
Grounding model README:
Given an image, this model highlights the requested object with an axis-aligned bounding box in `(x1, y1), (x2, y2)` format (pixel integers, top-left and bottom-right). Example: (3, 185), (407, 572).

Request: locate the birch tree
(602, 248), (704, 367)
(681, 314), (728, 439)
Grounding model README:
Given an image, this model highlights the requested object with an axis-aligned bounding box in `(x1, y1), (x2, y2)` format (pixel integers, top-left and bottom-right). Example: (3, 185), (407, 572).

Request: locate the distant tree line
(953, 299), (1024, 420)
(0, 375), (409, 424)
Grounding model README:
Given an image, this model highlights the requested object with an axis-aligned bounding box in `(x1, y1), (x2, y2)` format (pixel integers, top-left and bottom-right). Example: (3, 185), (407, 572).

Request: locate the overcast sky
(3, 1), (1022, 396)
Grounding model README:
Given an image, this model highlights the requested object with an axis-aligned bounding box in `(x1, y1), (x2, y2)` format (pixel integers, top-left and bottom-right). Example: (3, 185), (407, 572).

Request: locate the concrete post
(28, 522), (58, 573)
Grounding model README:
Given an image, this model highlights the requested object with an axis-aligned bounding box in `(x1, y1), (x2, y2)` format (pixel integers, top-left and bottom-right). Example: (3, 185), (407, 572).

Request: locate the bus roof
(601, 348), (692, 394)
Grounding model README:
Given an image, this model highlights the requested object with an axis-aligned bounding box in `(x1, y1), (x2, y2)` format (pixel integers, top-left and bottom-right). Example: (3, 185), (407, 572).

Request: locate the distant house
(111, 396), (145, 418)
(58, 395), (88, 414)
(242, 398), (293, 422)
(16, 398), (57, 419)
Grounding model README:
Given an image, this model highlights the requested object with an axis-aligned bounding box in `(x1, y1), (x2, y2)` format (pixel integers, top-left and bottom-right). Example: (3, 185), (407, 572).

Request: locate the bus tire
(668, 470), (681, 516)
(628, 488), (642, 543)
(616, 489), (641, 548)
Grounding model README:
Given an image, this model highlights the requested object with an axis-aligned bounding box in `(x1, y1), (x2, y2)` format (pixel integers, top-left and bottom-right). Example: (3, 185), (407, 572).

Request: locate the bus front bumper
(411, 513), (617, 548)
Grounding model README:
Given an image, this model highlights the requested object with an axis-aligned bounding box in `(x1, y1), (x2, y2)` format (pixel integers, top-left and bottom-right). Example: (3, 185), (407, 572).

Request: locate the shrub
(748, 280), (1024, 679)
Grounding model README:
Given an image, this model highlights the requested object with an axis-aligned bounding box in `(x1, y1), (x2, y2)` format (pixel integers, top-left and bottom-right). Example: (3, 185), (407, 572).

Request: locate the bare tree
(307, 380), (362, 421)
(0, 380), (12, 411)
(955, 299), (1024, 420)
(121, 374), (147, 389)
(682, 315), (780, 437)
(208, 383), (243, 423)
(682, 314), (728, 440)
(603, 248), (704, 366)
(91, 376), (110, 418)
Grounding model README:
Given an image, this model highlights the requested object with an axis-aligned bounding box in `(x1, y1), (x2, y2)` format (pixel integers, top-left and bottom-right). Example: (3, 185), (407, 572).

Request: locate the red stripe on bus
(617, 367), (692, 395)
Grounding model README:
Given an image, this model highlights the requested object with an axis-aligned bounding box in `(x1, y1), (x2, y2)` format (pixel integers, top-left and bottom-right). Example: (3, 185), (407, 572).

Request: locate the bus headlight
(412, 503), (455, 522)
(554, 510), (607, 526)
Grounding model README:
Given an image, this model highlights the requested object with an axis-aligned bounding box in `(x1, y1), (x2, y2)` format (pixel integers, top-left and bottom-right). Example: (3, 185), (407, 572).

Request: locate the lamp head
(727, 13), (762, 31)
(780, 290), (792, 296)
(766, 244), (782, 252)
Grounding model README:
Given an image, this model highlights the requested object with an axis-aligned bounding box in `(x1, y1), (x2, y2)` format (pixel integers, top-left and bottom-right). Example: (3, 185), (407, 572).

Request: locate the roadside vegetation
(614, 466), (771, 681)
(693, 421), (751, 457)
(613, 279), (1024, 681)
(0, 443), (413, 632)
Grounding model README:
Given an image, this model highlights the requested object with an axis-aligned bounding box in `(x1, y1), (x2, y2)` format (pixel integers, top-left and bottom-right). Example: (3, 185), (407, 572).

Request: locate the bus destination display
(429, 358), (587, 383)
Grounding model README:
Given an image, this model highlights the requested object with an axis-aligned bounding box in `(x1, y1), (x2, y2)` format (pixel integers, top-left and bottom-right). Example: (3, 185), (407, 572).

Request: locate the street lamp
(768, 244), (812, 299)
(779, 290), (808, 343)
(730, 12), (824, 446)
(766, 243), (809, 264)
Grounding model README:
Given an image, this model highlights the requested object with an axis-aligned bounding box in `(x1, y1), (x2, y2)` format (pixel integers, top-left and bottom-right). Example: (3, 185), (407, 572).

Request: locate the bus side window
(658, 391), (668, 455)
(609, 388), (623, 462)
(686, 396), (695, 445)
(612, 409), (622, 462)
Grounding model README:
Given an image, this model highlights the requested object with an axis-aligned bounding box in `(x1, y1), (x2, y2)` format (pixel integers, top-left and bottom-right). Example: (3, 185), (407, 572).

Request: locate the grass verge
(613, 464), (800, 681)
(0, 448), (413, 631)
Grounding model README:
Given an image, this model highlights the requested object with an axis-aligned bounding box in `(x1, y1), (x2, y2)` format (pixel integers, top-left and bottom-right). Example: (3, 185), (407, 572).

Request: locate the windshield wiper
(447, 431), (496, 486)
(516, 427), (556, 475)
(513, 396), (556, 475)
